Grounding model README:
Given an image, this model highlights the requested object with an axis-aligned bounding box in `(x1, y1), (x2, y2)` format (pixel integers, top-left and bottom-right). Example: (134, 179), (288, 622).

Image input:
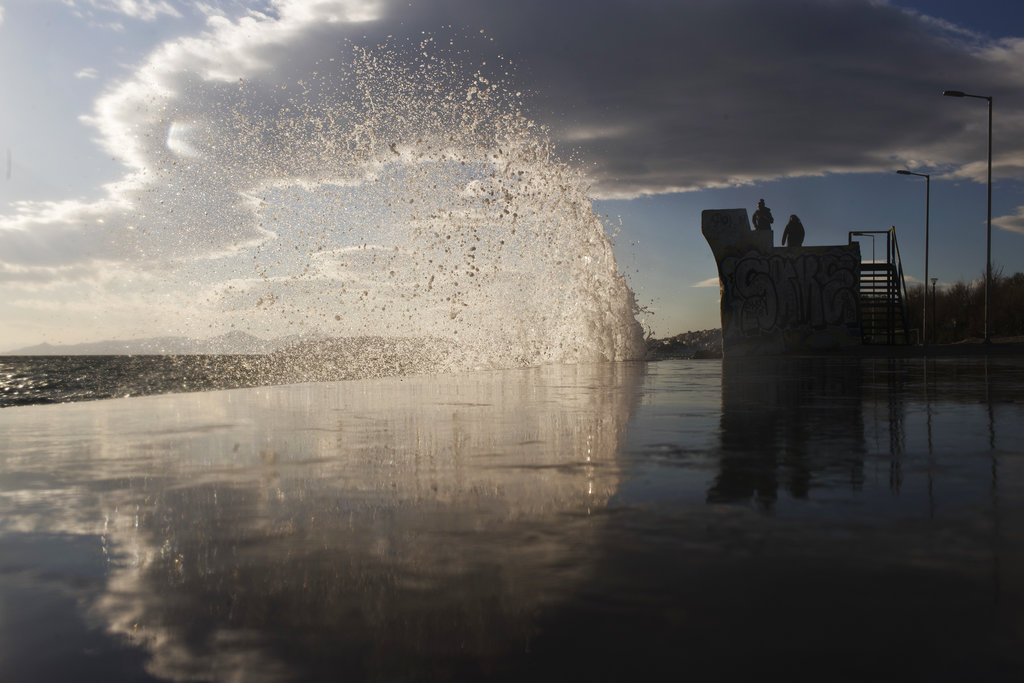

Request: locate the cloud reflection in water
(0, 363), (644, 681)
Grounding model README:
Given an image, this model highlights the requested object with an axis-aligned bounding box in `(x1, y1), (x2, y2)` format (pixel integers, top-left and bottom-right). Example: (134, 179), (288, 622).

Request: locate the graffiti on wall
(720, 247), (860, 342)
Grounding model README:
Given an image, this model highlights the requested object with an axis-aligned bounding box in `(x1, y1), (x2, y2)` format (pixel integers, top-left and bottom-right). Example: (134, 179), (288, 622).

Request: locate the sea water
(97, 35), (645, 372)
(1, 357), (1023, 681)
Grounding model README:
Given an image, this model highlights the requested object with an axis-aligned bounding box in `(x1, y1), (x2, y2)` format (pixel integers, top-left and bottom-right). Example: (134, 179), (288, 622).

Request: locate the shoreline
(646, 330), (1024, 360)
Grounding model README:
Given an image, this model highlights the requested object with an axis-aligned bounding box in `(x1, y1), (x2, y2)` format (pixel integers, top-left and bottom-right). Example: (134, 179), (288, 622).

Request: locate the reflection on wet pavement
(2, 358), (1023, 681)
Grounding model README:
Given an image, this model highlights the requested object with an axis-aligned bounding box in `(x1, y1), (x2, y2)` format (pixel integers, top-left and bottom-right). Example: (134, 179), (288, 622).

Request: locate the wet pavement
(1, 358), (1023, 681)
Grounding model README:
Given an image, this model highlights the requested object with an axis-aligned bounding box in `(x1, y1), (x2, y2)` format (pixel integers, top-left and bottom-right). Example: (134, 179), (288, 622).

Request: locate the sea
(0, 355), (276, 408)
(1, 354), (1023, 681)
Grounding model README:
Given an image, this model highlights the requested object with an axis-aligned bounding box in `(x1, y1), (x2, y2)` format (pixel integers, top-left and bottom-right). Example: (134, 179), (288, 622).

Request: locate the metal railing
(849, 228), (911, 344)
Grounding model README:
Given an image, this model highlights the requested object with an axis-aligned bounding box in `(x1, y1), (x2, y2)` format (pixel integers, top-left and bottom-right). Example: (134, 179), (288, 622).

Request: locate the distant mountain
(4, 331), (280, 355)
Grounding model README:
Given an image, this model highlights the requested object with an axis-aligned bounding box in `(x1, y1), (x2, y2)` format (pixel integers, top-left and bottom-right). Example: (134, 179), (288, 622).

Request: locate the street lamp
(943, 89), (993, 343)
(897, 169), (930, 345)
(930, 278), (938, 344)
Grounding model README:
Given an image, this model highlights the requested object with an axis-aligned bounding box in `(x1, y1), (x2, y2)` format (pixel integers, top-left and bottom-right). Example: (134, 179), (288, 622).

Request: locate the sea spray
(155, 36), (644, 375)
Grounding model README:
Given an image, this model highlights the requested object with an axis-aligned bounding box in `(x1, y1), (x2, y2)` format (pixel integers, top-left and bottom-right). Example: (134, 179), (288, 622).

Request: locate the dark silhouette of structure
(701, 208), (862, 355)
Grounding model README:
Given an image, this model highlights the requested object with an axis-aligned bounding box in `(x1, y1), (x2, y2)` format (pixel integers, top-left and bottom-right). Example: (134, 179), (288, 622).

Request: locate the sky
(1, 0), (1023, 350)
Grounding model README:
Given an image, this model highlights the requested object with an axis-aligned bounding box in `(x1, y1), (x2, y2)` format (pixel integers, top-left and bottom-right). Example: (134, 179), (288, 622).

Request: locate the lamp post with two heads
(942, 89), (993, 343)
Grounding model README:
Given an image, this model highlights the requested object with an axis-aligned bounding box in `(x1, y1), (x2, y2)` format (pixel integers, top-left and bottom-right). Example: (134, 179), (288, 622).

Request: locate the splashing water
(138, 36), (644, 374)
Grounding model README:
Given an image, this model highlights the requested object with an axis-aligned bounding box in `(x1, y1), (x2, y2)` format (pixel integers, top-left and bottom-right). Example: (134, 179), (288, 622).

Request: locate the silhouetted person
(752, 198), (774, 231)
(782, 214), (805, 247)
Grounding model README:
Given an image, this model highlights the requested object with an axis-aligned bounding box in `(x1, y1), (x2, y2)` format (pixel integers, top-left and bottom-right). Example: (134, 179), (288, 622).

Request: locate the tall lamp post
(930, 278), (938, 344)
(897, 169), (930, 345)
(943, 89), (993, 343)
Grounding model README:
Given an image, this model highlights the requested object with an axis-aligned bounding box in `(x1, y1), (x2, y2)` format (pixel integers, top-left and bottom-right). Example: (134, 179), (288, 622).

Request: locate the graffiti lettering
(710, 211), (733, 226)
(720, 249), (860, 336)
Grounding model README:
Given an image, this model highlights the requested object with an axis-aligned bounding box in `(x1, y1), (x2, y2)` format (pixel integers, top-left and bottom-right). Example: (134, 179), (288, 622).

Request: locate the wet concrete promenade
(2, 357), (1023, 681)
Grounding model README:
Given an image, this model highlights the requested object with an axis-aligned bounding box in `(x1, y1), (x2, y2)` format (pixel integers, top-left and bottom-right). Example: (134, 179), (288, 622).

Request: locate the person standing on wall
(782, 214), (805, 247)
(752, 198), (774, 231)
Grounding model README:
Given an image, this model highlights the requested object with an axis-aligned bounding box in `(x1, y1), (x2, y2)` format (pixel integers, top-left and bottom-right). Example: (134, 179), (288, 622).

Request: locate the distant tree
(905, 268), (1023, 343)
(905, 284), (924, 343)
(991, 269), (1024, 338)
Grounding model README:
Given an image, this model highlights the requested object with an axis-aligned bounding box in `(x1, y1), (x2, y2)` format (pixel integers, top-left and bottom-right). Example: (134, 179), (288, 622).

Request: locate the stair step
(855, 252), (909, 344)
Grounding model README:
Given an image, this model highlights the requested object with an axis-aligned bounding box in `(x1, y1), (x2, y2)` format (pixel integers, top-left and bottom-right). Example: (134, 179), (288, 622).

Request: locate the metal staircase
(849, 228), (911, 345)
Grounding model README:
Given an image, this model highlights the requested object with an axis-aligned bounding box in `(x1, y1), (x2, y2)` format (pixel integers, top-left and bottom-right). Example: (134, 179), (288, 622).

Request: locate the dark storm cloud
(369, 0), (1024, 197)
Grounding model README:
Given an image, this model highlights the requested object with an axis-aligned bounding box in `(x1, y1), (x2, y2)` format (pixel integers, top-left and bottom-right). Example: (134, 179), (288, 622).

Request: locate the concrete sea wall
(702, 209), (862, 356)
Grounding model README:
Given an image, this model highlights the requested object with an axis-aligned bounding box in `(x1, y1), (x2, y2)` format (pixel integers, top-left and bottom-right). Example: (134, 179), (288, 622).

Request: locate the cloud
(459, 0), (1024, 198)
(3, 0), (1024, 346)
(692, 277), (721, 288)
(75, 67), (99, 79)
(81, 0), (1010, 201)
(80, 0), (1024, 198)
(66, 0), (181, 22)
(994, 206), (1024, 235)
(8, 0), (1024, 273)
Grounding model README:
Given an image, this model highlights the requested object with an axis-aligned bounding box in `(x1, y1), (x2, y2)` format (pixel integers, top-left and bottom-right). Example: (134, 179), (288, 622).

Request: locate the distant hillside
(646, 329), (723, 360)
(3, 330), (284, 355)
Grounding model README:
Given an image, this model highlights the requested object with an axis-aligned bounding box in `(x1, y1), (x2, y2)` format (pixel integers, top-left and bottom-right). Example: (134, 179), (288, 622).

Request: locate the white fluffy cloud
(67, 0), (182, 21)
(994, 206), (1024, 235)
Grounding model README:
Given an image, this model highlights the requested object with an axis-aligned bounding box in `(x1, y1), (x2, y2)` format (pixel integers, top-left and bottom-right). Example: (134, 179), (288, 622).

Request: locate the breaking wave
(153, 35), (645, 375)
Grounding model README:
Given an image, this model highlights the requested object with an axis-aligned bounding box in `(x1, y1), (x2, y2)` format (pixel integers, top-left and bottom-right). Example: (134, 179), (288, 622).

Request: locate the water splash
(155, 36), (644, 374)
